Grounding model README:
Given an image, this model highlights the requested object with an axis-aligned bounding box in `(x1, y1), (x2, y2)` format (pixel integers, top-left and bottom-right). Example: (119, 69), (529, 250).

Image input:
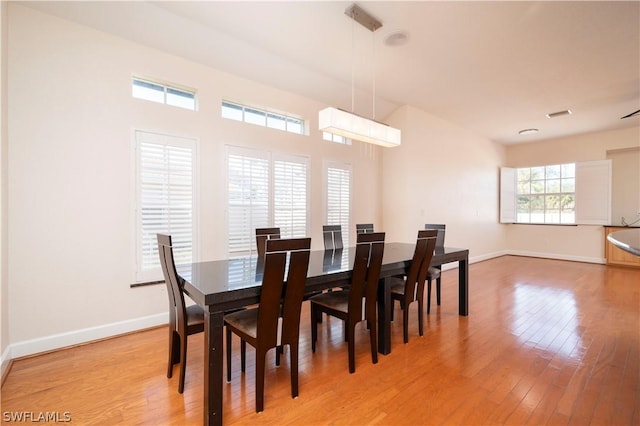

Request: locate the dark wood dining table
(177, 243), (469, 426)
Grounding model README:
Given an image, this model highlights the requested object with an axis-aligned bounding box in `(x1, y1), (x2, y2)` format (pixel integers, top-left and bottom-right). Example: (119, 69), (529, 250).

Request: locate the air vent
(546, 110), (572, 118)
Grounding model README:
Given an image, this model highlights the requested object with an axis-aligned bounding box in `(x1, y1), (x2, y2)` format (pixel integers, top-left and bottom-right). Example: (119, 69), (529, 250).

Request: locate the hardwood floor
(2, 256), (639, 425)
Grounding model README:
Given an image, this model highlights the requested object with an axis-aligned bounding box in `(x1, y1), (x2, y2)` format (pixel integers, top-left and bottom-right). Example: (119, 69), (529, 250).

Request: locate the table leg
(458, 257), (469, 316)
(377, 277), (392, 355)
(204, 311), (224, 426)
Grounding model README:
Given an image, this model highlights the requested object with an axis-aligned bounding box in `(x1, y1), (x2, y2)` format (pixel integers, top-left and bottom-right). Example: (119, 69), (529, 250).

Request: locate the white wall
(381, 105), (507, 259)
(505, 126), (640, 262)
(6, 5), (382, 355)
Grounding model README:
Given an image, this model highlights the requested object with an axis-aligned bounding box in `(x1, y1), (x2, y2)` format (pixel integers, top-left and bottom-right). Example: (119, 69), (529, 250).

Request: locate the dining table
(177, 242), (469, 426)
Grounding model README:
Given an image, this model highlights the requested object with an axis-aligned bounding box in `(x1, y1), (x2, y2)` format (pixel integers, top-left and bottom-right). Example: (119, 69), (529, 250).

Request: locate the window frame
(132, 76), (197, 111)
(221, 100), (307, 136)
(500, 160), (611, 225)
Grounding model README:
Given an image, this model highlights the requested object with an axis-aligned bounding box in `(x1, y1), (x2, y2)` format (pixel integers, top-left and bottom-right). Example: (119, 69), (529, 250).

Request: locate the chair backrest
(256, 237), (311, 348)
(348, 232), (385, 322)
(157, 233), (188, 330)
(424, 224), (446, 248)
(356, 223), (374, 234)
(404, 230), (438, 302)
(323, 225), (344, 250)
(256, 227), (281, 259)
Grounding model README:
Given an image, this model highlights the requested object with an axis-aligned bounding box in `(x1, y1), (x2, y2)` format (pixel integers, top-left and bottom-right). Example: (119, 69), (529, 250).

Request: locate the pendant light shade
(319, 107), (401, 148)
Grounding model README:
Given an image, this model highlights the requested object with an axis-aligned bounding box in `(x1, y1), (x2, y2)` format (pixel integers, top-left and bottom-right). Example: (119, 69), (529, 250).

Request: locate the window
(326, 163), (351, 247)
(500, 160), (611, 225)
(227, 146), (309, 256)
(221, 100), (305, 135)
(135, 131), (197, 282)
(132, 77), (196, 111)
(516, 163), (575, 224)
(323, 131), (352, 145)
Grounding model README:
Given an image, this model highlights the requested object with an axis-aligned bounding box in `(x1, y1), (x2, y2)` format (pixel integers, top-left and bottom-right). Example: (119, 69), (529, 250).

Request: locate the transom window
(516, 163), (575, 224)
(132, 77), (196, 111)
(323, 132), (351, 145)
(221, 100), (305, 135)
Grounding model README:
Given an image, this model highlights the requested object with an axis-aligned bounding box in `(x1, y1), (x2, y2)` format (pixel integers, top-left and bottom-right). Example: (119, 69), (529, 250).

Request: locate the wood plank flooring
(2, 256), (639, 425)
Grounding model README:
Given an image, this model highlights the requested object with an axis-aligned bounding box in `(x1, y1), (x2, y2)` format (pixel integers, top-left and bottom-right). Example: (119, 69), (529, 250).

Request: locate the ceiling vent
(546, 109), (572, 118)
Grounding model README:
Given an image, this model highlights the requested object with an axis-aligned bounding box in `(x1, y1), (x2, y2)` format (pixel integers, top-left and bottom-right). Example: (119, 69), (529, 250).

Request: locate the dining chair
(255, 227), (281, 259)
(389, 230), (438, 343)
(157, 233), (205, 394)
(322, 224), (344, 250)
(225, 237), (311, 413)
(310, 232), (385, 373)
(424, 224), (446, 313)
(356, 223), (374, 234)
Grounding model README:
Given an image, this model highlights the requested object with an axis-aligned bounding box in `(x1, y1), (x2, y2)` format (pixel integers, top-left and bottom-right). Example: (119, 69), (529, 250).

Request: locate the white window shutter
(326, 165), (351, 247)
(500, 167), (516, 223)
(136, 131), (196, 282)
(274, 156), (309, 238)
(227, 148), (270, 256)
(575, 160), (612, 225)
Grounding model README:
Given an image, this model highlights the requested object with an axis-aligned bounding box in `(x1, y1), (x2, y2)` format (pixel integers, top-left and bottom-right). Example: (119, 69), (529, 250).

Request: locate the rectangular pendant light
(318, 107), (401, 148)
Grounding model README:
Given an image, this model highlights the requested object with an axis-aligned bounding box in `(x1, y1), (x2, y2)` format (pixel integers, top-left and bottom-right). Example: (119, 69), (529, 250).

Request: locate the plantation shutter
(274, 156), (309, 238)
(326, 164), (352, 248)
(136, 131), (196, 282)
(227, 148), (269, 256)
(575, 160), (612, 225)
(500, 167), (516, 223)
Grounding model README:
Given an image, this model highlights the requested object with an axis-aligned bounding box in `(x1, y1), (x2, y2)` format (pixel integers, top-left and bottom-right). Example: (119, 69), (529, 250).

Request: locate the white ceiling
(22, 1), (640, 145)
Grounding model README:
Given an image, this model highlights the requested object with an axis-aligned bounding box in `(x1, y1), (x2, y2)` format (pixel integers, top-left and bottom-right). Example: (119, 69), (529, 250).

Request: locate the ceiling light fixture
(546, 109), (572, 118)
(518, 128), (539, 135)
(318, 4), (401, 148)
(384, 30), (410, 47)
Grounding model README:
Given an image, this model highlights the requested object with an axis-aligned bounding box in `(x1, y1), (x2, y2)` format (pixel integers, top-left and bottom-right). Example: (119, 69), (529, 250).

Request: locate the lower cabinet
(604, 226), (640, 268)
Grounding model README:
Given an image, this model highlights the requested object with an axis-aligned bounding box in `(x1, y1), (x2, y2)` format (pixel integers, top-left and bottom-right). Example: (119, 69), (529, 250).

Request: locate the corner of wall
(1, 0), (11, 377)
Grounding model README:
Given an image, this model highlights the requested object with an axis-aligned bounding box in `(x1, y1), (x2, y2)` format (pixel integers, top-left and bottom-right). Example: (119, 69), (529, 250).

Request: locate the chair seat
(186, 304), (205, 324)
(224, 308), (259, 338)
(390, 276), (409, 297)
(309, 290), (349, 313)
(427, 266), (440, 280)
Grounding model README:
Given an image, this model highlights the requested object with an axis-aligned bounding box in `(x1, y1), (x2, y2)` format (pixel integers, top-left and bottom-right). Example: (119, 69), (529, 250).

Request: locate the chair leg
(290, 342), (299, 399)
(310, 303), (318, 353)
(255, 350), (266, 413)
(427, 279), (432, 314)
(417, 282), (425, 336)
(436, 277), (442, 305)
(368, 317), (378, 365)
(390, 300), (395, 321)
(402, 303), (410, 344)
(347, 322), (356, 374)
(168, 329), (180, 378)
(226, 327), (232, 382)
(276, 345), (282, 366)
(241, 339), (247, 373)
(417, 298), (424, 336)
(178, 335), (187, 394)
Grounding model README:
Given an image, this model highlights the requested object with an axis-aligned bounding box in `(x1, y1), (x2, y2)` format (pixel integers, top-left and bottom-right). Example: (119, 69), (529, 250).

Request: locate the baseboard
(507, 250), (605, 265)
(1, 345), (11, 385)
(8, 312), (168, 360)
